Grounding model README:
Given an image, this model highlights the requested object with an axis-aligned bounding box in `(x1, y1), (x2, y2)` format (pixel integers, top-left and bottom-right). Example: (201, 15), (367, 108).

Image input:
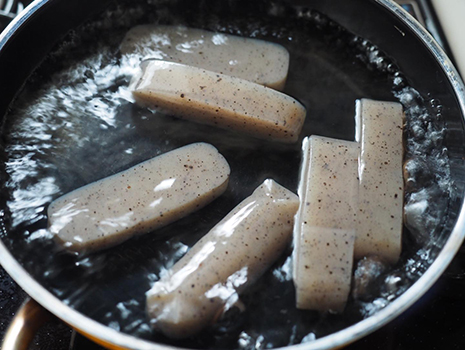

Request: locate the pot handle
(1, 298), (52, 350)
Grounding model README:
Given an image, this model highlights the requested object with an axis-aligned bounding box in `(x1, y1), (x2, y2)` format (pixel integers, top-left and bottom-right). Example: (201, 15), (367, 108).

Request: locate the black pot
(0, 1), (464, 349)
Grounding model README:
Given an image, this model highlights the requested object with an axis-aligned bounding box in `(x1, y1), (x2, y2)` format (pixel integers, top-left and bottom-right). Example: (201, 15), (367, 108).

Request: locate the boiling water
(0, 0), (451, 348)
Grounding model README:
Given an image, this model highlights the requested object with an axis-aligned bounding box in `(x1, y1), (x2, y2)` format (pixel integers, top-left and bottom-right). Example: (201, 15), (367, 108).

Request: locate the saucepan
(0, 0), (465, 349)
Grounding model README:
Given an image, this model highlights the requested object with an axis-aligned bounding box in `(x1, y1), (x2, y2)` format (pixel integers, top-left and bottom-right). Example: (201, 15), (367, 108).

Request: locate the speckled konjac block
(355, 99), (404, 264)
(146, 179), (299, 339)
(48, 143), (230, 252)
(131, 61), (306, 143)
(121, 25), (290, 90)
(293, 136), (358, 313)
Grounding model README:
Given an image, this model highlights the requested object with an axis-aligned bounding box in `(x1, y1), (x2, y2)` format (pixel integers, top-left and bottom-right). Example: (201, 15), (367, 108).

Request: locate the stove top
(1, 0), (464, 349)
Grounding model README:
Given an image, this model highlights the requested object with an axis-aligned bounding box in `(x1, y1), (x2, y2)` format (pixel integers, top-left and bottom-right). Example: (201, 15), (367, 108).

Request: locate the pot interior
(0, 0), (464, 348)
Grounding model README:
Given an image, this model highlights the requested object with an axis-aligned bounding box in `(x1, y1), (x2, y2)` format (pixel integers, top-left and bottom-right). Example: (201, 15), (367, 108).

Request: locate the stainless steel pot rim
(1, 0), (465, 349)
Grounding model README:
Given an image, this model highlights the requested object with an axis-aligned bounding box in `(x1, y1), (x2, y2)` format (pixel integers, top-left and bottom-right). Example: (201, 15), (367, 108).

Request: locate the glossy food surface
(121, 25), (289, 90)
(48, 143), (230, 252)
(132, 61), (306, 143)
(355, 99), (404, 264)
(293, 136), (359, 312)
(147, 179), (298, 338)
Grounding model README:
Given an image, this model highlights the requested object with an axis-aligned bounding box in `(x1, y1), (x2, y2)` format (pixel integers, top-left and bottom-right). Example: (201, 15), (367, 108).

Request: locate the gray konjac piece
(131, 61), (306, 143)
(121, 25), (290, 90)
(146, 179), (299, 338)
(48, 143), (230, 252)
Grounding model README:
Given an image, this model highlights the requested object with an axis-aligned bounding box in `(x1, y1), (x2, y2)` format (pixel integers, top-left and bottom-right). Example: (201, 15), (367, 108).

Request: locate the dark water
(0, 0), (450, 348)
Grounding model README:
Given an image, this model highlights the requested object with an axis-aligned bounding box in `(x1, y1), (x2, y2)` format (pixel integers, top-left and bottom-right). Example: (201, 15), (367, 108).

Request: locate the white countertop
(431, 0), (465, 78)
